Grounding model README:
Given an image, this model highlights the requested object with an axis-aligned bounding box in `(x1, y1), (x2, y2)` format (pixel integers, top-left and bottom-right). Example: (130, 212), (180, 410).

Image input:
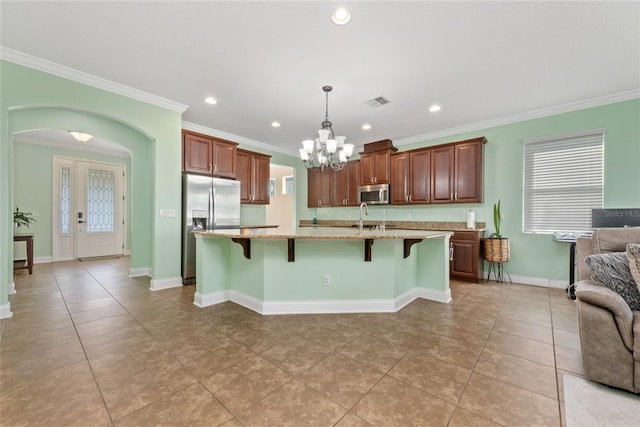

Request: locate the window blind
(523, 130), (604, 233)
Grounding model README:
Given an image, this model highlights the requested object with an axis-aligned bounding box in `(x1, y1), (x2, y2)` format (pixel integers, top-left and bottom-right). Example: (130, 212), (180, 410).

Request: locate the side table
(13, 233), (34, 274)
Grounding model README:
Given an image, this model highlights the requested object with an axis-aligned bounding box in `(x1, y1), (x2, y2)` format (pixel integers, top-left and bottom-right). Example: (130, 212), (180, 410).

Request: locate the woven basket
(483, 238), (510, 262)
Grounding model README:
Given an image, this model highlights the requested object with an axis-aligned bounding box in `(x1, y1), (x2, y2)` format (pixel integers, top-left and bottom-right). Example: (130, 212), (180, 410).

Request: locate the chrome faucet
(359, 202), (369, 231)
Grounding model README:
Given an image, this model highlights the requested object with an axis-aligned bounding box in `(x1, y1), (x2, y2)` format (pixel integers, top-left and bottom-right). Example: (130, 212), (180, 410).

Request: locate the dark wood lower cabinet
(449, 231), (483, 283)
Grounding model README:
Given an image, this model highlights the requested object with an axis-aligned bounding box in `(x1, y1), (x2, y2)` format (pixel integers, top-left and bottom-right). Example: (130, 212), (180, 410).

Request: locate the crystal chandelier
(299, 86), (354, 171)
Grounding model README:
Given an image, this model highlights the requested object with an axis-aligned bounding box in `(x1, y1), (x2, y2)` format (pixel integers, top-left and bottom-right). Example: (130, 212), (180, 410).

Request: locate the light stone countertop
(298, 220), (486, 232)
(194, 226), (451, 240)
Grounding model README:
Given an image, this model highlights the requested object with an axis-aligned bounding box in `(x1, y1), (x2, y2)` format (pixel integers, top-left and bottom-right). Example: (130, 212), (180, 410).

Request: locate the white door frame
(52, 156), (127, 261)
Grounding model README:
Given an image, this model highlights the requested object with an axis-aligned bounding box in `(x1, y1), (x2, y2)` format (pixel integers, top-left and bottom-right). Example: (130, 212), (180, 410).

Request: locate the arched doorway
(9, 106), (154, 274)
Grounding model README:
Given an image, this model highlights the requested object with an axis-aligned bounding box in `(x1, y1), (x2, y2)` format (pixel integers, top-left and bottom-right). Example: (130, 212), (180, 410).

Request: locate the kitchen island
(193, 227), (452, 314)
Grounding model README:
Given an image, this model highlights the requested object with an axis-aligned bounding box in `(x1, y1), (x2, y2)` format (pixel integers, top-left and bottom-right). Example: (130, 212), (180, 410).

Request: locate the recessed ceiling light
(429, 104), (442, 112)
(204, 97), (217, 105)
(271, 121), (281, 128)
(331, 7), (351, 25)
(362, 124), (371, 130)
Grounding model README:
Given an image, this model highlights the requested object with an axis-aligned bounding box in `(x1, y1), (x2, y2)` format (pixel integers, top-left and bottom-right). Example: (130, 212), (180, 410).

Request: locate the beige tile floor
(1, 257), (582, 426)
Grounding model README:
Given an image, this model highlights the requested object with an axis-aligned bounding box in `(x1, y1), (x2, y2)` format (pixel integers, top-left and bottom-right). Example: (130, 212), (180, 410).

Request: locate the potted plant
(13, 207), (36, 232)
(483, 200), (510, 262)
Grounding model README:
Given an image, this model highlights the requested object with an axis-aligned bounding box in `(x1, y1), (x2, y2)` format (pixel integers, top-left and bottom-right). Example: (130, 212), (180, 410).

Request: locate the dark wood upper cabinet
(236, 149), (270, 204)
(182, 130), (237, 179)
(430, 145), (455, 203)
(310, 136), (485, 209)
(454, 140), (484, 203)
(390, 153), (409, 204)
(183, 133), (213, 175)
(391, 149), (431, 205)
(307, 168), (333, 208)
(431, 137), (486, 204)
(409, 149), (431, 203)
(360, 150), (391, 185)
(332, 161), (360, 206)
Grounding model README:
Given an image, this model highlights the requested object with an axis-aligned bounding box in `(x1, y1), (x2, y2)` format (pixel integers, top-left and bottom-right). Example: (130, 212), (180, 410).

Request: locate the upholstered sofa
(575, 227), (640, 393)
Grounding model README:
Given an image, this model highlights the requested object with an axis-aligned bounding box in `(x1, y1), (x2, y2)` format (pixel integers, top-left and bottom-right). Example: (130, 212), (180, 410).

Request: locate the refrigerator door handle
(209, 187), (215, 229)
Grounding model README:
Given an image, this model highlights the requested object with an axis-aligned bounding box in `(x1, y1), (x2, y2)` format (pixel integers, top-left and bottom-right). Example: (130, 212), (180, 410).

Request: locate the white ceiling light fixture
(362, 124), (372, 130)
(271, 121), (281, 128)
(69, 131), (93, 143)
(299, 85), (354, 171)
(331, 7), (351, 25)
(204, 97), (217, 105)
(429, 104), (442, 112)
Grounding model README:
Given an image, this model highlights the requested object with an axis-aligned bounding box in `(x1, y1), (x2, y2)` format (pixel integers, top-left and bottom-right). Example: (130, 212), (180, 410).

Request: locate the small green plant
(492, 200), (502, 239)
(13, 207), (36, 229)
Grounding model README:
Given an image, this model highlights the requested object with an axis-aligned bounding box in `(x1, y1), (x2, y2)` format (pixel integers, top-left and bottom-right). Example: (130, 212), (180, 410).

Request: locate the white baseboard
(395, 288), (419, 311)
(0, 302), (13, 319)
(230, 290), (264, 313)
(8, 281), (16, 295)
(481, 270), (569, 289)
(193, 287), (451, 315)
(415, 287), (452, 303)
(129, 267), (152, 278)
(34, 256), (52, 264)
(149, 276), (182, 291)
(194, 290), (230, 308)
(124, 249), (131, 256)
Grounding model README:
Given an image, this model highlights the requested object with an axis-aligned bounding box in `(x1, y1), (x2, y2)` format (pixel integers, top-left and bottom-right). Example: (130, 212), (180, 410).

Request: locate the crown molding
(395, 89), (640, 147)
(1, 47), (189, 113)
(181, 121), (298, 157)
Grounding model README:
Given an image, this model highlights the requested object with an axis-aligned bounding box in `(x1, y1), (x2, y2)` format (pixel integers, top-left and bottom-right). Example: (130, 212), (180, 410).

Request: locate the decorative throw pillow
(586, 252), (640, 311)
(627, 243), (640, 292)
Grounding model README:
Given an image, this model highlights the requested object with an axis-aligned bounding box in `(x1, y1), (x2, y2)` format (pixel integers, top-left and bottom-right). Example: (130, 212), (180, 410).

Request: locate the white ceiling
(13, 129), (132, 158)
(2, 1), (639, 156)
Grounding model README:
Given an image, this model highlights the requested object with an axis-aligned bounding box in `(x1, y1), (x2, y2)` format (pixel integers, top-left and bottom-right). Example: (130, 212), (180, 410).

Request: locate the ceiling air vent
(366, 96), (391, 108)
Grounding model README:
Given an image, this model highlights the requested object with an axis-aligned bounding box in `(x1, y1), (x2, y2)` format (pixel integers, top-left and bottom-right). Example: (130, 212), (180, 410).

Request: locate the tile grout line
(52, 261), (117, 426)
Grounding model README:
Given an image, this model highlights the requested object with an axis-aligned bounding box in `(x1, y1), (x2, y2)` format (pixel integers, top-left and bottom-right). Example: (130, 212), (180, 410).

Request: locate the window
(268, 179), (276, 196)
(523, 129), (604, 233)
(59, 166), (71, 233)
(282, 175), (294, 195)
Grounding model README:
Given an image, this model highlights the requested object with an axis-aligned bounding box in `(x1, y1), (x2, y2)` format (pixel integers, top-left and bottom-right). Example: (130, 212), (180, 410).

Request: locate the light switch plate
(159, 209), (176, 218)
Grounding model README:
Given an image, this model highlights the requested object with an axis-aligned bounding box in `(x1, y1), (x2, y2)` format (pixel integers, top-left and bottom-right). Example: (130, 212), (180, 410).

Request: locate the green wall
(1, 60), (182, 310)
(13, 142), (133, 259)
(303, 99), (640, 283)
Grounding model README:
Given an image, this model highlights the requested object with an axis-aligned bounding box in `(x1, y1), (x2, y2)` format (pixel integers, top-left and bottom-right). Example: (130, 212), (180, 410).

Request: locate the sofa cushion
(627, 243), (640, 291)
(586, 252), (640, 311)
(591, 227), (640, 254)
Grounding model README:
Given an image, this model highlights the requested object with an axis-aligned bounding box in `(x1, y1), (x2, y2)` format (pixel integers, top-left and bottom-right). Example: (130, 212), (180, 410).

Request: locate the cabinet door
(390, 153), (409, 205)
(183, 133), (212, 174)
(454, 141), (483, 203)
(251, 154), (270, 204)
(359, 153), (375, 185)
(308, 168), (322, 207)
(212, 140), (236, 179)
(450, 239), (479, 279)
(373, 150), (391, 184)
(332, 167), (347, 206)
(431, 146), (454, 203)
(345, 161), (360, 206)
(319, 169), (333, 207)
(409, 149), (430, 204)
(236, 150), (252, 203)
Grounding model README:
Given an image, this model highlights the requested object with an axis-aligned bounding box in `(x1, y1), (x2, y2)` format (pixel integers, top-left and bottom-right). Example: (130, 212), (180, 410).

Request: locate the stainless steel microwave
(358, 183), (390, 205)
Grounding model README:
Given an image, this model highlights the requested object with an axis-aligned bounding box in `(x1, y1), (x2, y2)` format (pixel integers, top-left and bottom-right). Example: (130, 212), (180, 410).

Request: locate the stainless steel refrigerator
(181, 174), (241, 284)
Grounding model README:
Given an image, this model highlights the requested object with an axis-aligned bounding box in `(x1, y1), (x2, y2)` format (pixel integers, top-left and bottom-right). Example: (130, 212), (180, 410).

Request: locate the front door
(75, 161), (125, 258)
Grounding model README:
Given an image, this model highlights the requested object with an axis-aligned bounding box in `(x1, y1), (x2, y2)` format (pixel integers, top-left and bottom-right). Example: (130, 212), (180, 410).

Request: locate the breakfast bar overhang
(193, 227), (452, 315)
